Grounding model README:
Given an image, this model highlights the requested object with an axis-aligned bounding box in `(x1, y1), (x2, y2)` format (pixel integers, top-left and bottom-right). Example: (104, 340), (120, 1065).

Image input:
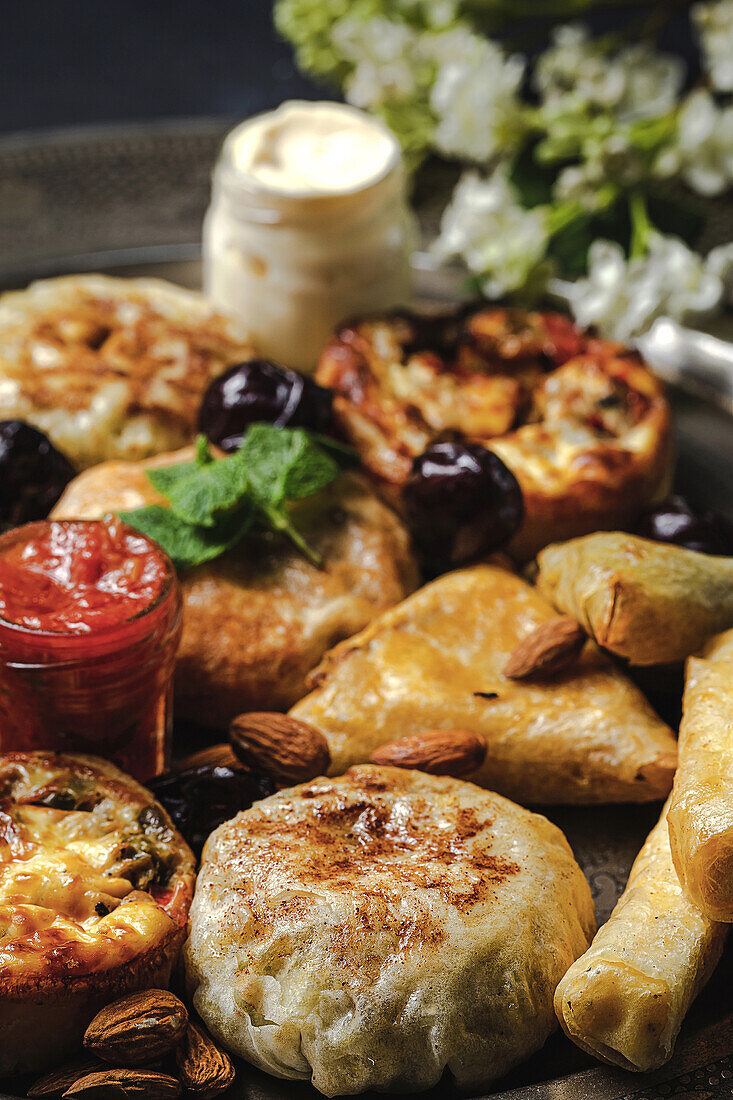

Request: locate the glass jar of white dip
(203, 101), (416, 373)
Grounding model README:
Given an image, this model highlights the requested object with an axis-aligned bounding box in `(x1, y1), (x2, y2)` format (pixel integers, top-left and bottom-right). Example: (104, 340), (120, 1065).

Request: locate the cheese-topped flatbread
(185, 766), (595, 1095)
(291, 564), (677, 804)
(0, 275), (254, 469)
(0, 752), (195, 1075)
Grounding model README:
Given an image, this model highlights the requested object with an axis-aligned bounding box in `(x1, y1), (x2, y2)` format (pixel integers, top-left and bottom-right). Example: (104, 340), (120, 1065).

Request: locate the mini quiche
(185, 766), (595, 1096)
(0, 752), (195, 1076)
(316, 305), (672, 559)
(0, 275), (254, 470)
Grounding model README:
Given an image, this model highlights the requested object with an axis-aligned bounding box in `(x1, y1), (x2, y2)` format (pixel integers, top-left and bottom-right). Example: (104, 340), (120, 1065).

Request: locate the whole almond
(179, 743), (239, 771)
(229, 712), (331, 784)
(84, 990), (188, 1066)
(503, 616), (585, 680)
(176, 1021), (235, 1097)
(370, 730), (486, 778)
(63, 1069), (180, 1099)
(28, 1058), (102, 1098)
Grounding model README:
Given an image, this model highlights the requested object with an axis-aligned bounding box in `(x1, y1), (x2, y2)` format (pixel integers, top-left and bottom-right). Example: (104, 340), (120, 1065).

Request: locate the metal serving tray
(0, 123), (732, 1100)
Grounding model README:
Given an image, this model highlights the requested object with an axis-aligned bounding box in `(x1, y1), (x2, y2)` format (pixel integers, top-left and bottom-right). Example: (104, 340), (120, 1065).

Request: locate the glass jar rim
(218, 101), (403, 204)
(0, 518), (179, 641)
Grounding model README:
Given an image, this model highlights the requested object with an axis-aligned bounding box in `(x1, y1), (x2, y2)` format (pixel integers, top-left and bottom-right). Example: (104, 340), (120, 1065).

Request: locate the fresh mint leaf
(196, 434), (215, 466)
(129, 425), (352, 571)
(237, 423), (342, 505)
(258, 500), (324, 567)
(119, 505), (251, 570)
(147, 452), (251, 528)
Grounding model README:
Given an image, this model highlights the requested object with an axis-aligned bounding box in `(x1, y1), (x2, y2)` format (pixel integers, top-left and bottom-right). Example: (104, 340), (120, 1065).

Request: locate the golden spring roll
(537, 533), (733, 666)
(668, 628), (733, 921)
(554, 796), (728, 1072)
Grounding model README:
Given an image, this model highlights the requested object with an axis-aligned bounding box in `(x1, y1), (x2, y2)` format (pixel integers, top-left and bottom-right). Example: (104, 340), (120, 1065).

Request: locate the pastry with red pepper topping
(316, 305), (672, 559)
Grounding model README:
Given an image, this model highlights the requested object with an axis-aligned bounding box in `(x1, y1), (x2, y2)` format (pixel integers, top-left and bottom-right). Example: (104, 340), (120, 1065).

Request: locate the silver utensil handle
(636, 319), (733, 410)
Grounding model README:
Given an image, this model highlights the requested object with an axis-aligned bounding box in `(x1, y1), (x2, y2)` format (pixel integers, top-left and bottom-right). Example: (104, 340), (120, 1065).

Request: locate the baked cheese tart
(185, 765), (595, 1096)
(0, 275), (254, 470)
(316, 305), (672, 559)
(52, 451), (419, 727)
(0, 752), (195, 1075)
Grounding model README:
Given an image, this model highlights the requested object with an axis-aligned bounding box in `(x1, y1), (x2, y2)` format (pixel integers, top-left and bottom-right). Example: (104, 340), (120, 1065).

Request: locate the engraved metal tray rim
(0, 120), (732, 1099)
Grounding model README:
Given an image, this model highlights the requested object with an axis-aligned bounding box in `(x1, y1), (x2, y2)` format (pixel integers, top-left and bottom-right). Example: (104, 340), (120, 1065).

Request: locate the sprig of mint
(119, 426), (356, 570)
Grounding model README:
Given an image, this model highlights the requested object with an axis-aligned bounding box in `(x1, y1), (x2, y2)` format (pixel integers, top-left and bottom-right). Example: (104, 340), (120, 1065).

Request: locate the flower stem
(629, 191), (653, 259)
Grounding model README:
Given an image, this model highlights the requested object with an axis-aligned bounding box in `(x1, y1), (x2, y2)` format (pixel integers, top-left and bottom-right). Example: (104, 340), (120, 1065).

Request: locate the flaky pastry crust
(185, 766), (594, 1095)
(291, 563), (677, 804)
(316, 306), (672, 559)
(52, 452), (418, 727)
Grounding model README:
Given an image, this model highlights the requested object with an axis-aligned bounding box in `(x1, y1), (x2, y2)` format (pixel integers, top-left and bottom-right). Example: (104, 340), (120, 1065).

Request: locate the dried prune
(148, 764), (275, 855)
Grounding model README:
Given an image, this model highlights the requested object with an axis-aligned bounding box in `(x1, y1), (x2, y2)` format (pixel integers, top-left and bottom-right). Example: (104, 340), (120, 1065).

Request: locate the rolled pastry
(555, 796), (728, 1072)
(537, 532), (733, 665)
(668, 628), (733, 921)
(291, 563), (678, 805)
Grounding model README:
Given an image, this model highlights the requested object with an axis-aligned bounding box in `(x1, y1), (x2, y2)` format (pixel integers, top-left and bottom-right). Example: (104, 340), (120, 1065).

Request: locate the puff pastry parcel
(668, 628), (733, 921)
(537, 532), (733, 665)
(555, 796), (727, 1072)
(52, 451), (418, 727)
(186, 766), (595, 1095)
(291, 564), (677, 804)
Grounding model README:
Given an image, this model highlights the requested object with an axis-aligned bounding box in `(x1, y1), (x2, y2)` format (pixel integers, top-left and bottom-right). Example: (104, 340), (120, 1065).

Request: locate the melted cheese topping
(317, 308), (670, 501)
(0, 756), (192, 982)
(0, 275), (254, 469)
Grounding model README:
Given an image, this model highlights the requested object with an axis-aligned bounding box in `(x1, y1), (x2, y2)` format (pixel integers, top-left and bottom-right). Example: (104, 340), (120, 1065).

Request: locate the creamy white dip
(203, 101), (415, 373)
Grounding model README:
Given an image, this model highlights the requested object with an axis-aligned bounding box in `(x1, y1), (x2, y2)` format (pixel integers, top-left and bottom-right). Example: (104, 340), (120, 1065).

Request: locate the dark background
(0, 0), (699, 136)
(0, 0), (320, 134)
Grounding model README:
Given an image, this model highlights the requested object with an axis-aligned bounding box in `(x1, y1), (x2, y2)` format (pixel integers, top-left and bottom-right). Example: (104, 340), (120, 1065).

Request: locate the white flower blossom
(429, 38), (525, 162)
(693, 0), (733, 92)
(431, 168), (549, 298)
(707, 241), (733, 303)
(554, 161), (608, 209)
(555, 235), (727, 342)
(535, 24), (683, 121)
(332, 16), (420, 109)
(657, 89), (733, 195)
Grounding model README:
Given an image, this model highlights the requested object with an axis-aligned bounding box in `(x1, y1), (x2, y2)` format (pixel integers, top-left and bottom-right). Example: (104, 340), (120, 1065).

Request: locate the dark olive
(635, 496), (733, 556)
(402, 441), (524, 573)
(148, 763), (275, 855)
(199, 359), (334, 452)
(0, 420), (75, 531)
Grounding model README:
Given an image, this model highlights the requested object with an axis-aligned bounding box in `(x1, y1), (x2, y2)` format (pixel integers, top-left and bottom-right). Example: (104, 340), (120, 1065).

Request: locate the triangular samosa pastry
(290, 564), (677, 804)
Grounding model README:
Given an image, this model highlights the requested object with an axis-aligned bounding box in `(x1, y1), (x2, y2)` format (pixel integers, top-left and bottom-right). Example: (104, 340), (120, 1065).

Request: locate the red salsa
(0, 519), (168, 634)
(0, 519), (182, 780)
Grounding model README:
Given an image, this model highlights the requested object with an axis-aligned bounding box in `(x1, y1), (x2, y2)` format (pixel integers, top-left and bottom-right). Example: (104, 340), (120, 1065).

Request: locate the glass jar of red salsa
(0, 517), (182, 780)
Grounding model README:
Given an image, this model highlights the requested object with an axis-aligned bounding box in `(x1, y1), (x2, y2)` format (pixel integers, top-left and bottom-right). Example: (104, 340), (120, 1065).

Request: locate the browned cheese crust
(0, 275), (255, 469)
(0, 752), (195, 1075)
(316, 306), (672, 559)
